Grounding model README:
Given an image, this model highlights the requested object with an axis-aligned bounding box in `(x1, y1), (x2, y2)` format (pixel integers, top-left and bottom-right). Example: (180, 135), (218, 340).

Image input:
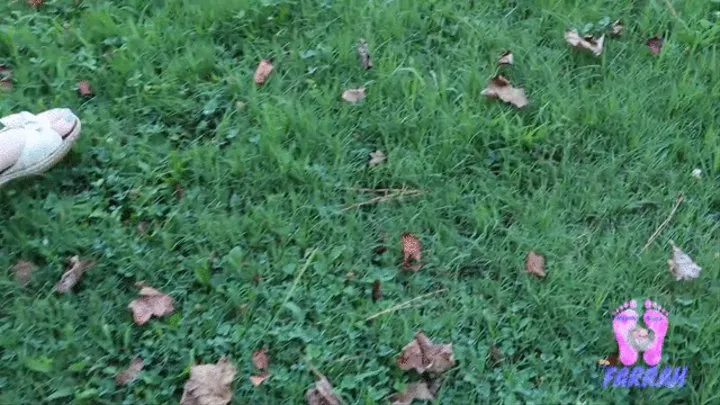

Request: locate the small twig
(365, 288), (447, 321)
(641, 192), (684, 252)
(347, 187), (424, 193)
(661, 0), (689, 29)
(264, 249), (318, 331)
(341, 189), (423, 211)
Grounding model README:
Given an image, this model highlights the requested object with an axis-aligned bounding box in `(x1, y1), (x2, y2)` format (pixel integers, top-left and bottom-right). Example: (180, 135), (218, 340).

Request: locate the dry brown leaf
(128, 285), (175, 325)
(369, 150), (386, 167)
(480, 75), (528, 108)
(389, 381), (437, 405)
(489, 345), (504, 366)
(646, 36), (663, 55)
(115, 356), (144, 386)
(250, 372), (270, 387)
(77, 80), (93, 97)
(397, 331), (456, 374)
(342, 88), (366, 104)
(401, 233), (422, 272)
(180, 357), (237, 405)
(27, 0), (44, 7)
(306, 375), (341, 405)
(597, 352), (620, 367)
(12, 260), (37, 286)
(525, 251), (546, 278)
(254, 59), (274, 85)
(565, 30), (605, 56)
(611, 20), (624, 37)
(498, 50), (513, 65)
(55, 256), (96, 293)
(667, 241), (702, 281)
(357, 39), (373, 70)
(0, 64), (12, 91)
(372, 280), (382, 302)
(252, 349), (269, 371)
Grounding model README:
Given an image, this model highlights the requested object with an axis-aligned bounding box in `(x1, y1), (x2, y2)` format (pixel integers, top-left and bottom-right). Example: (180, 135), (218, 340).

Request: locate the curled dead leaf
(55, 256), (96, 293)
(252, 348), (269, 371)
(357, 39), (373, 69)
(12, 260), (37, 286)
(565, 30), (604, 57)
(342, 88), (366, 104)
(397, 331), (456, 374)
(369, 150), (385, 167)
(250, 372), (270, 387)
(115, 356), (144, 386)
(254, 59), (274, 85)
(525, 251), (546, 278)
(667, 241), (702, 281)
(498, 50), (513, 65)
(77, 80), (93, 97)
(0, 64), (12, 91)
(646, 36), (663, 55)
(401, 233), (422, 272)
(481, 75), (528, 108)
(597, 352), (620, 367)
(611, 20), (624, 37)
(389, 381), (439, 405)
(128, 284), (175, 325)
(306, 375), (340, 405)
(180, 357), (237, 405)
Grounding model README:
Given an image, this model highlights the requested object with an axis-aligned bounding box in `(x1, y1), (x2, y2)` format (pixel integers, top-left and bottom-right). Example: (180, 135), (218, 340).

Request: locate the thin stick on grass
(342, 189), (424, 211)
(641, 192), (684, 252)
(365, 288), (447, 321)
(264, 248), (318, 330)
(347, 187), (424, 193)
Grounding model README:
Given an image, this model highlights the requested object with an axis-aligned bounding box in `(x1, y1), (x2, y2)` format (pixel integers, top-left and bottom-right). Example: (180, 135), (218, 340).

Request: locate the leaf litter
(306, 374), (341, 405)
(12, 260), (37, 286)
(128, 284), (175, 325)
(250, 348), (270, 386)
(389, 380), (440, 405)
(396, 331), (456, 374)
(254, 59), (274, 85)
(180, 357), (237, 405)
(481, 75), (528, 108)
(525, 251), (546, 278)
(368, 150), (386, 167)
(667, 241), (702, 281)
(565, 30), (605, 56)
(646, 36), (663, 55)
(342, 88), (366, 104)
(498, 50), (513, 65)
(55, 256), (96, 293)
(357, 39), (373, 69)
(115, 356), (144, 386)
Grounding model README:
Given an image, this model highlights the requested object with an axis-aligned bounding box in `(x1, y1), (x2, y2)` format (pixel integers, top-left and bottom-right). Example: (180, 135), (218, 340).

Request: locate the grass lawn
(1, 0), (720, 403)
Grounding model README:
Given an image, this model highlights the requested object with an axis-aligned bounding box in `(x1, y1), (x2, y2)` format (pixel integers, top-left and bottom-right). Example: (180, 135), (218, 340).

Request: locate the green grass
(1, 0), (720, 403)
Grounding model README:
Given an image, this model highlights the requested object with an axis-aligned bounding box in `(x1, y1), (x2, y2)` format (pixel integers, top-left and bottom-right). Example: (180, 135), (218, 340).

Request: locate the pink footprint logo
(611, 299), (669, 366)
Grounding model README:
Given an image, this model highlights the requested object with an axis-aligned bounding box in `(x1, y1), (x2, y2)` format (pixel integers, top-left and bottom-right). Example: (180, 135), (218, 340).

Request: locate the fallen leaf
(397, 331), (456, 374)
(597, 352), (620, 367)
(252, 349), (269, 371)
(357, 39), (373, 69)
(401, 233), (422, 272)
(692, 168), (702, 178)
(389, 381), (438, 405)
(372, 280), (382, 302)
(667, 241), (702, 281)
(565, 30), (605, 56)
(136, 221), (150, 235)
(77, 80), (93, 97)
(480, 75), (528, 108)
(254, 59), (274, 85)
(250, 372), (270, 386)
(27, 0), (44, 7)
(342, 88), (366, 104)
(180, 357), (237, 405)
(12, 260), (37, 286)
(128, 285), (175, 325)
(610, 20), (624, 37)
(489, 345), (503, 366)
(0, 64), (12, 91)
(306, 375), (341, 405)
(55, 256), (96, 293)
(115, 356), (144, 386)
(369, 150), (385, 167)
(498, 50), (513, 65)
(646, 36), (663, 55)
(525, 250), (546, 278)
